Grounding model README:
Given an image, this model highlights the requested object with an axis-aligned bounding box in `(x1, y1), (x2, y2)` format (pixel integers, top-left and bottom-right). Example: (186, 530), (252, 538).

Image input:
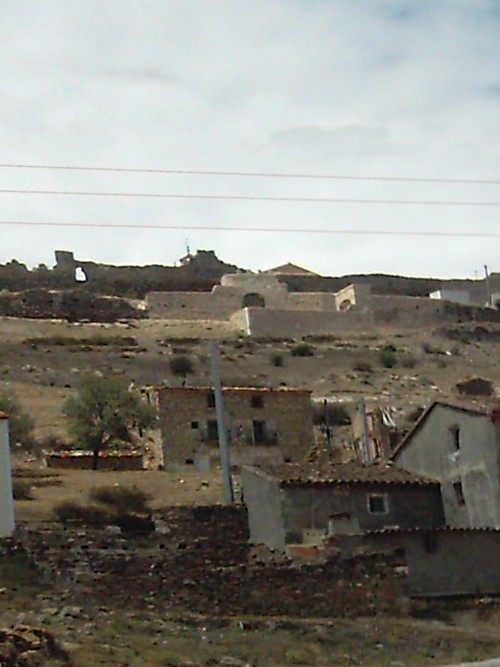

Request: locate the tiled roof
(266, 262), (319, 276)
(248, 461), (439, 487)
(366, 526), (500, 535)
(157, 386), (310, 394)
(392, 400), (491, 459)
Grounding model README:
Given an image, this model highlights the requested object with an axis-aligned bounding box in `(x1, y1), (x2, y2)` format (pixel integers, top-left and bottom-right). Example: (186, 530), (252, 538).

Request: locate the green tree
(63, 376), (157, 470)
(0, 391), (36, 450)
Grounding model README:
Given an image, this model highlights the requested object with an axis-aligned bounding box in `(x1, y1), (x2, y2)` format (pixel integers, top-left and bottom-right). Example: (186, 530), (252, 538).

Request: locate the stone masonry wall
(157, 387), (314, 468)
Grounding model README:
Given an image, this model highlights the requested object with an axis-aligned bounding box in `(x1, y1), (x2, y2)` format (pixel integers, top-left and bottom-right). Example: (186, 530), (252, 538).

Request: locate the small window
(185, 458), (194, 465)
(453, 480), (465, 506)
(207, 419), (219, 440)
(367, 494), (389, 514)
(251, 395), (264, 409)
(450, 425), (460, 451)
(191, 421), (199, 429)
(207, 392), (216, 408)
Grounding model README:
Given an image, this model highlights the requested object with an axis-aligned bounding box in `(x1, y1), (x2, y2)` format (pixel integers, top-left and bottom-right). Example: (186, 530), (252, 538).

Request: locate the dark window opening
(185, 458), (194, 465)
(251, 395), (264, 409)
(207, 391), (216, 408)
(450, 425), (460, 451)
(207, 419), (219, 440)
(367, 494), (389, 514)
(191, 421), (199, 429)
(253, 420), (266, 444)
(453, 480), (465, 506)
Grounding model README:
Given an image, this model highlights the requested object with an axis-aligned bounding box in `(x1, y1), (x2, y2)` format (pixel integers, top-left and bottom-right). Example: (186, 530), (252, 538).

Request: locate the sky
(1, 0), (500, 278)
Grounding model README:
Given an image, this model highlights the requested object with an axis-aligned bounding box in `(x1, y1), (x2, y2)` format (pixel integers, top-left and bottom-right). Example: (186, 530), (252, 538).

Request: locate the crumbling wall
(0, 290), (145, 322)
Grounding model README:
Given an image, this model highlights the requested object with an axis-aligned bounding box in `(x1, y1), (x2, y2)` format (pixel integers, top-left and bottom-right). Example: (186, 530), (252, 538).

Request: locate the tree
(0, 391), (36, 450)
(63, 376), (157, 470)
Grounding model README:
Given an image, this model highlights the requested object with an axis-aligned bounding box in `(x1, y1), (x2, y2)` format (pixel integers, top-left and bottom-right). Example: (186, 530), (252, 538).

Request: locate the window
(191, 421), (199, 429)
(453, 480), (465, 506)
(207, 419), (219, 440)
(367, 494), (389, 514)
(251, 395), (264, 409)
(450, 425), (460, 451)
(207, 392), (216, 408)
(252, 420), (266, 444)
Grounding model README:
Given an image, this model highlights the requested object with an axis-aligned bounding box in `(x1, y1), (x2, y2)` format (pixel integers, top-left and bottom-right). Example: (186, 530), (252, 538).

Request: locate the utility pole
(484, 265), (492, 307)
(358, 396), (370, 463)
(210, 341), (234, 504)
(324, 399), (333, 459)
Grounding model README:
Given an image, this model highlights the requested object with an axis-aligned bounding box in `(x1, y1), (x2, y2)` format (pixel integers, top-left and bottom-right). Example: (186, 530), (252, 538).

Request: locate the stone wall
(232, 307), (375, 337)
(45, 452), (144, 470)
(0, 290), (145, 322)
(351, 529), (500, 597)
(157, 387), (314, 468)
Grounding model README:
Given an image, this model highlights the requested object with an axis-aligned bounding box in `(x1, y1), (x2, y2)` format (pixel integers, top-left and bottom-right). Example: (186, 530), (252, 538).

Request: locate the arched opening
(75, 267), (88, 282)
(242, 292), (265, 308)
(494, 298), (500, 310)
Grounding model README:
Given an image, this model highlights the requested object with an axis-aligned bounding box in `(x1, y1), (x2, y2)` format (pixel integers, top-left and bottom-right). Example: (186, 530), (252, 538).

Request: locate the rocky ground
(1, 316), (500, 442)
(2, 314), (500, 666)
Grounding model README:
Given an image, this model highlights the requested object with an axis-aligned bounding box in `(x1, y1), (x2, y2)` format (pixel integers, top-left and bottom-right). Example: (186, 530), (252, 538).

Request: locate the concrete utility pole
(0, 413), (15, 537)
(484, 265), (493, 307)
(210, 341), (234, 505)
(324, 399), (333, 459)
(358, 396), (370, 463)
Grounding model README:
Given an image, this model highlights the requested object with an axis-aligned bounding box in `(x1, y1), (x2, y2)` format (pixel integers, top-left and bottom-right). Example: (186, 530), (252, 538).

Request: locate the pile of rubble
(20, 506), (407, 618)
(0, 625), (71, 666)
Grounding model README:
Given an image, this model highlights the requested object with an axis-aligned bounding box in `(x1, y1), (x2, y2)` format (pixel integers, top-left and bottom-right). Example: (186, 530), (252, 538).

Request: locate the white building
(0, 412), (15, 537)
(429, 289), (471, 305)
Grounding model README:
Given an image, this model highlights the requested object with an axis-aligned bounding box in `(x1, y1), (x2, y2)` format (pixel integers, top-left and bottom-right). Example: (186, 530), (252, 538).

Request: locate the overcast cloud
(1, 0), (500, 278)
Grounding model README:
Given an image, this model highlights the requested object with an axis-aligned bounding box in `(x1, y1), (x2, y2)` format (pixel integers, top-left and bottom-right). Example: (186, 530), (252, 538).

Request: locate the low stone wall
(45, 452), (144, 471)
(232, 308), (375, 337)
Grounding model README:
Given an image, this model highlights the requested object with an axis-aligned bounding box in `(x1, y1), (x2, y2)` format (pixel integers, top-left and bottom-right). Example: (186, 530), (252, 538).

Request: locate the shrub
(312, 403), (351, 426)
(270, 352), (284, 367)
(421, 342), (433, 354)
(169, 355), (194, 376)
(89, 485), (151, 515)
(381, 342), (397, 352)
(12, 479), (33, 500)
(379, 349), (398, 368)
(401, 354), (417, 368)
(53, 500), (112, 525)
(0, 391), (36, 451)
(353, 359), (372, 373)
(291, 343), (315, 357)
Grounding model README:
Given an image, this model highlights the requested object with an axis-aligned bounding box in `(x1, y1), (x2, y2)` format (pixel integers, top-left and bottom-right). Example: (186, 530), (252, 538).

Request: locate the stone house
(392, 401), (500, 529)
(242, 461), (444, 554)
(157, 386), (313, 469)
(0, 411), (14, 537)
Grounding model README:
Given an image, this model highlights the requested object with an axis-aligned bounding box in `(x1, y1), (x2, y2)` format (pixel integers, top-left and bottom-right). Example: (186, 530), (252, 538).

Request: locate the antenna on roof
(185, 238), (191, 255)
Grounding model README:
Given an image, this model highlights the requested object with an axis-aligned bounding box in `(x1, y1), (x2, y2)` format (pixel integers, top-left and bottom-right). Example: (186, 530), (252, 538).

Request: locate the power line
(0, 220), (499, 237)
(0, 162), (499, 185)
(2, 188), (500, 207)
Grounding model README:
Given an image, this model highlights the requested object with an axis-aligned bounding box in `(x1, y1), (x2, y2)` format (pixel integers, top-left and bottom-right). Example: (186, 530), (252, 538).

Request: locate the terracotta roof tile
(248, 461), (439, 486)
